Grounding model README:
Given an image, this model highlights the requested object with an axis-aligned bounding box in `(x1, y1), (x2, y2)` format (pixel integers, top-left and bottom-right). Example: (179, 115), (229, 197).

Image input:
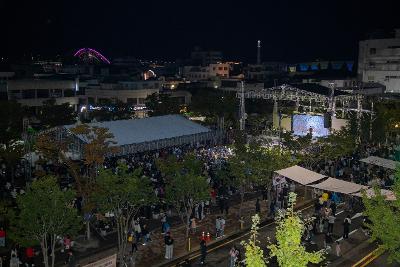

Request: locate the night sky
(1, 0), (399, 62)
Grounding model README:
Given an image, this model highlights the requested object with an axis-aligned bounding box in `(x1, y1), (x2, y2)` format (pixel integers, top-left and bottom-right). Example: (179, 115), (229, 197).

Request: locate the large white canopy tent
(310, 177), (368, 195)
(359, 156), (399, 170)
(60, 115), (221, 158)
(274, 165), (327, 185)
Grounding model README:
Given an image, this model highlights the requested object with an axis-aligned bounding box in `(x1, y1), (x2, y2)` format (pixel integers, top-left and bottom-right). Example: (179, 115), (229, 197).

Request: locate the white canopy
(310, 177), (368, 194)
(359, 156), (399, 170)
(275, 165), (326, 185)
(352, 188), (397, 201)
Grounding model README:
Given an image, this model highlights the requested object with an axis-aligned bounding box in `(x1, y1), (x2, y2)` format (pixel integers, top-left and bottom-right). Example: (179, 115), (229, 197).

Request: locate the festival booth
(352, 188), (397, 201)
(274, 165), (327, 198)
(309, 177), (368, 195)
(359, 156), (399, 170)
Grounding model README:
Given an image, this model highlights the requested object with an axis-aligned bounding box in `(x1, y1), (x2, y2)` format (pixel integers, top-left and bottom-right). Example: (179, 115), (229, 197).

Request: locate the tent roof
(275, 165), (326, 185)
(64, 115), (211, 146)
(352, 188), (396, 201)
(310, 177), (368, 194)
(359, 156), (399, 170)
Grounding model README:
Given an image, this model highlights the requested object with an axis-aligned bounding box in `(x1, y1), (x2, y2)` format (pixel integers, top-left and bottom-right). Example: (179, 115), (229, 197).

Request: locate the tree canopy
(362, 167), (400, 263)
(13, 176), (81, 267)
(268, 193), (325, 267)
(37, 98), (76, 128)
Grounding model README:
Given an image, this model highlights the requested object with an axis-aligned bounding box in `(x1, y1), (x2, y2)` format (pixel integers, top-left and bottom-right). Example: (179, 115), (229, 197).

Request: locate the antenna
(257, 40), (261, 65)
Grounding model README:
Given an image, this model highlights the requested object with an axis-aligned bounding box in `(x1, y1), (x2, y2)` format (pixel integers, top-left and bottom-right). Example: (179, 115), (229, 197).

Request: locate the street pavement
(173, 203), (373, 267)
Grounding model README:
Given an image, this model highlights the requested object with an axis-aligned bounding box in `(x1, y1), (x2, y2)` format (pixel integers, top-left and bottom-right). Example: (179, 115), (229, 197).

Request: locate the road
(170, 203), (371, 267)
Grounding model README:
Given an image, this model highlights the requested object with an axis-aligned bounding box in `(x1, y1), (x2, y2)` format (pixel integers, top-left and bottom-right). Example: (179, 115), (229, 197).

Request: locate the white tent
(275, 165), (326, 185)
(352, 188), (396, 201)
(359, 156), (399, 170)
(310, 177), (368, 195)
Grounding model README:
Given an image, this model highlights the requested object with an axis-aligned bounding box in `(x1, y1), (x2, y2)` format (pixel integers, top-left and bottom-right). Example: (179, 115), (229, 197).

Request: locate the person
(66, 251), (76, 267)
(343, 215), (351, 239)
(133, 219), (142, 243)
(0, 227), (5, 247)
(128, 232), (137, 253)
(25, 246), (35, 267)
(160, 213), (167, 234)
(142, 224), (151, 245)
(220, 217), (226, 237)
(255, 198), (260, 214)
(330, 200), (337, 216)
(9, 254), (20, 267)
(164, 233), (174, 260)
(327, 214), (335, 234)
(229, 245), (239, 267)
(190, 216), (197, 234)
(335, 241), (341, 257)
(200, 239), (207, 265)
(324, 232), (333, 250)
(215, 217), (221, 238)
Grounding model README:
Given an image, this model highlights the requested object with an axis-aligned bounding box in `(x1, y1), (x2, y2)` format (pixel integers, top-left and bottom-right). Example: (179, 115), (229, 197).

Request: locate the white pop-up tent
(274, 165), (326, 185)
(310, 177), (368, 195)
(352, 188), (397, 201)
(359, 156), (399, 170)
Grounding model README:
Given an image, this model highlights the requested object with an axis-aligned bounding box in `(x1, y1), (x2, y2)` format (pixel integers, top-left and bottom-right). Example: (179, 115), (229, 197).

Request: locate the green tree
(362, 167), (400, 263)
(37, 98), (76, 128)
(242, 214), (267, 267)
(268, 192), (324, 267)
(157, 154), (209, 237)
(13, 176), (81, 267)
(92, 165), (156, 264)
(228, 133), (295, 217)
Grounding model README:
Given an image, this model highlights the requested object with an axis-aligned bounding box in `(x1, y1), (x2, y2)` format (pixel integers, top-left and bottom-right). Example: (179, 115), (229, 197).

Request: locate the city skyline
(1, 0), (399, 62)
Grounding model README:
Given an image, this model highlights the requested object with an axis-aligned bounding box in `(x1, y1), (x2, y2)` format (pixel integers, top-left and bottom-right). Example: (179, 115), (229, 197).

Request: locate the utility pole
(257, 40), (261, 65)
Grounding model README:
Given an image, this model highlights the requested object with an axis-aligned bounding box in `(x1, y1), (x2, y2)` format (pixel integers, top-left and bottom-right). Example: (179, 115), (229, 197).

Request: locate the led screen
(292, 114), (329, 137)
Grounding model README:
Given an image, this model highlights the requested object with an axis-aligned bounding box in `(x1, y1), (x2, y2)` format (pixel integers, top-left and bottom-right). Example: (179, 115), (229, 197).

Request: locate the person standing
(343, 215), (351, 239)
(164, 233), (174, 260)
(330, 201), (337, 216)
(255, 198), (261, 214)
(200, 239), (207, 265)
(335, 241), (341, 257)
(327, 214), (335, 234)
(215, 217), (221, 238)
(219, 217), (225, 237)
(0, 228), (5, 247)
(229, 246), (239, 267)
(25, 246), (35, 267)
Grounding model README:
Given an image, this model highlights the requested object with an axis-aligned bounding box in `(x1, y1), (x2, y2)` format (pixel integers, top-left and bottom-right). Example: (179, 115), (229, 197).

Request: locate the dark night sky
(1, 0), (399, 62)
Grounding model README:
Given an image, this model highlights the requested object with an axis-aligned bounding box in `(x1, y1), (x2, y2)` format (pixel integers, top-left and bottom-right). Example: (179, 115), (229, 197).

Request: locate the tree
(35, 124), (119, 240)
(228, 133), (295, 217)
(242, 214), (267, 267)
(37, 98), (76, 128)
(362, 167), (400, 263)
(13, 176), (81, 267)
(0, 101), (24, 181)
(268, 192), (324, 267)
(92, 165), (156, 264)
(157, 154), (209, 237)
(145, 93), (182, 116)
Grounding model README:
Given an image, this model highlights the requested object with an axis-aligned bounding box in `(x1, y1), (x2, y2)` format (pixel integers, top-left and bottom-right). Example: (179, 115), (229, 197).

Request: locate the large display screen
(292, 114), (329, 137)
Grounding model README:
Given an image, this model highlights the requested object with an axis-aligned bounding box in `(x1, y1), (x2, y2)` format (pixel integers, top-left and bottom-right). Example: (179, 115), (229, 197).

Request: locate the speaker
(324, 113), (332, 128)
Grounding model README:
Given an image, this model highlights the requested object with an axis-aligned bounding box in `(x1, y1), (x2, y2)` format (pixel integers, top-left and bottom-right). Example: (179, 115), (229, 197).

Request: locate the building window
(223, 67), (228, 70)
(368, 76), (375, 81)
(138, 98), (145, 104)
(218, 67), (223, 70)
(369, 48), (376, 55)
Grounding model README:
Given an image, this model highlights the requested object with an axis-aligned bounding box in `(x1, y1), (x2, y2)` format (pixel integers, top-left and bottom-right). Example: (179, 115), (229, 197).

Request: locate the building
(83, 80), (162, 105)
(182, 63), (230, 81)
(4, 77), (81, 110)
(245, 62), (287, 81)
(358, 29), (400, 93)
